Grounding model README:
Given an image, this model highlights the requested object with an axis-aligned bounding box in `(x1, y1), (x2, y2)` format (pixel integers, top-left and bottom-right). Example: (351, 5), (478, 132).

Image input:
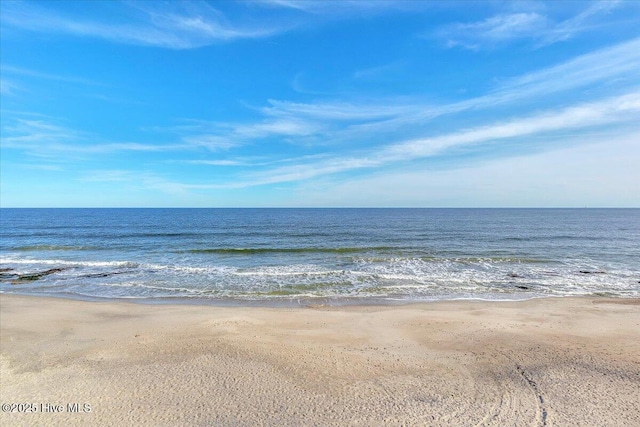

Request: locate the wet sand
(1, 295), (639, 426)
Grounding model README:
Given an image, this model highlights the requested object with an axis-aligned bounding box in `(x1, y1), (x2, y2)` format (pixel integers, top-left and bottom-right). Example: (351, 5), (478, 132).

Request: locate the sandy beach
(1, 295), (638, 426)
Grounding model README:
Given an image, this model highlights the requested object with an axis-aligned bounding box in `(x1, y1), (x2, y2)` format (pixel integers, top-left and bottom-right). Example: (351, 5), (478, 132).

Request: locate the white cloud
(182, 152), (332, 169)
(379, 91), (640, 162)
(181, 134), (240, 151)
(442, 12), (547, 49)
(186, 159), (247, 167)
(1, 118), (184, 157)
(1, 65), (103, 86)
(0, 0), (426, 52)
(71, 91), (640, 201)
(257, 0), (425, 14)
(489, 37), (640, 100)
(235, 118), (320, 138)
(83, 170), (138, 183)
(288, 133), (640, 207)
(16, 163), (64, 172)
(173, 99), (419, 150)
(262, 99), (415, 120)
(176, 117), (322, 151)
(230, 91), (640, 187)
(239, 157), (380, 187)
(82, 170), (193, 196)
(538, 0), (621, 46)
(0, 78), (19, 95)
(437, 1), (625, 49)
(0, 1), (286, 49)
(200, 37), (640, 150)
(353, 60), (406, 80)
(1, 119), (83, 153)
(7, 35), (637, 179)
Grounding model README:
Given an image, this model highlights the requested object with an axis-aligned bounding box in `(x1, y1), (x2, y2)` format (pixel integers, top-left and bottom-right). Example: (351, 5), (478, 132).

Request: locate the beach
(1, 295), (638, 426)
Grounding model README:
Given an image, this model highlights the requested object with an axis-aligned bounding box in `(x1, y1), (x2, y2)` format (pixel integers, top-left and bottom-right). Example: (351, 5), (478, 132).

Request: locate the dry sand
(1, 295), (639, 426)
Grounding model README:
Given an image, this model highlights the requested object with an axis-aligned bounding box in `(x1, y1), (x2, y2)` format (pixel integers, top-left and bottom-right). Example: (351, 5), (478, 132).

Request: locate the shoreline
(2, 294), (639, 426)
(1, 290), (633, 308)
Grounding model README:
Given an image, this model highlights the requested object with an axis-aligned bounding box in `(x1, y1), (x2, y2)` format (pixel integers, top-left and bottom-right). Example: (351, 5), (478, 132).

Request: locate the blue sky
(1, 0), (639, 207)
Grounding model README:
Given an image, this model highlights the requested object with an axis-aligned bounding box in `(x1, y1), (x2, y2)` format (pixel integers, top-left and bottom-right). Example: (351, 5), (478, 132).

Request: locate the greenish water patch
(187, 246), (399, 255)
(255, 281), (354, 296)
(13, 245), (98, 251)
(357, 256), (551, 263)
(435, 257), (551, 264)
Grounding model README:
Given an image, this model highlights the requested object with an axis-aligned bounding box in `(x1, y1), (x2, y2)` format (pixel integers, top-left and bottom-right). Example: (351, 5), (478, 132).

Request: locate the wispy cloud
(353, 60), (406, 80)
(436, 1), (625, 50)
(1, 65), (103, 86)
(111, 36), (637, 191)
(2, 114), (310, 161)
(190, 37), (640, 150)
(0, 78), (19, 95)
(82, 170), (194, 196)
(538, 0), (622, 46)
(231, 91), (640, 187)
(186, 159), (247, 167)
(16, 163), (64, 172)
(1, 118), (184, 158)
(162, 117), (321, 151)
(1, 119), (84, 157)
(261, 99), (415, 120)
(0, 1), (287, 49)
(73, 91), (640, 194)
(230, 118), (321, 139)
(378, 91), (640, 162)
(257, 0), (425, 14)
(183, 153), (331, 169)
(169, 99), (421, 152)
(289, 133), (640, 207)
(489, 37), (640, 98)
(118, 37), (640, 184)
(78, 102), (640, 199)
(440, 12), (547, 50)
(0, 65), (142, 104)
(291, 72), (333, 95)
(236, 157), (380, 187)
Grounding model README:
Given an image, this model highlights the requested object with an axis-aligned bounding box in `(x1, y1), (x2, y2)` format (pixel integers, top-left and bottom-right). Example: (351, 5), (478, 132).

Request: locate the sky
(1, 0), (639, 207)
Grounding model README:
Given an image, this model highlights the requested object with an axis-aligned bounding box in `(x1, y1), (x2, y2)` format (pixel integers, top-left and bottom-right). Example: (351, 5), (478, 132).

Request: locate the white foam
(0, 257), (139, 269)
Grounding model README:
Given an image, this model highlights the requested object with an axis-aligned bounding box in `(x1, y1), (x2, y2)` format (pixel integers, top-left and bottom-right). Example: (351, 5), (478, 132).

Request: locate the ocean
(1, 208), (638, 305)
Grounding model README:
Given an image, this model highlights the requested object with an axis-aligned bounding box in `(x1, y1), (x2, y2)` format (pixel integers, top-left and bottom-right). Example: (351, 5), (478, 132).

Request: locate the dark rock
(515, 285), (529, 290)
(508, 273), (524, 278)
(12, 268), (67, 283)
(81, 271), (131, 279)
(579, 270), (606, 274)
(0, 268), (17, 280)
(0, 273), (19, 281)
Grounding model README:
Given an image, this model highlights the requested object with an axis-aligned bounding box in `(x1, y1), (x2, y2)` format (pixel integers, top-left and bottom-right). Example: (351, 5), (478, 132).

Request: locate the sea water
(1, 208), (638, 305)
